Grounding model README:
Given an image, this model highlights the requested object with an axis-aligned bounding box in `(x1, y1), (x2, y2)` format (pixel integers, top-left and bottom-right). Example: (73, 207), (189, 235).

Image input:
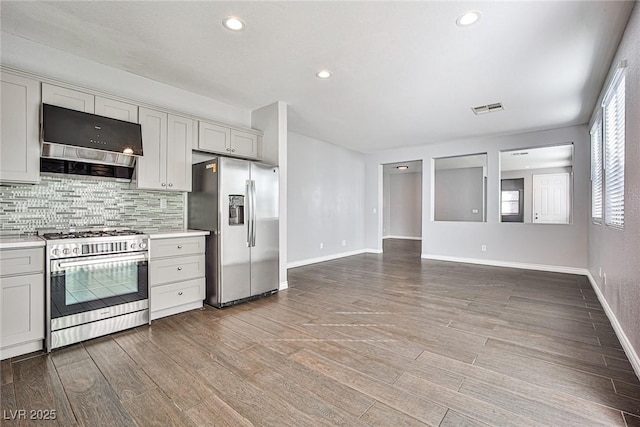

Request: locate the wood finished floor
(2, 239), (640, 426)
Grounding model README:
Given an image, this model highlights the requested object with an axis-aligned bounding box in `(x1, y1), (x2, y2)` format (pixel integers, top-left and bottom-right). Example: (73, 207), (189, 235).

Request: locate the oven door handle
(57, 254), (147, 269)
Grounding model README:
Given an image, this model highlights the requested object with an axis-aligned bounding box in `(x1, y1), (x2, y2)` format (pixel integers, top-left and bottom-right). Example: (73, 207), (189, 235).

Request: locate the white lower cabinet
(0, 247), (45, 360)
(149, 236), (205, 320)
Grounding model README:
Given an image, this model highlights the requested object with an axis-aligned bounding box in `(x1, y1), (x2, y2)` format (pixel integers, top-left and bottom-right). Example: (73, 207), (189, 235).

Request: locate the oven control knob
(131, 243), (137, 249)
(52, 249), (60, 256)
(73, 248), (80, 254)
(139, 242), (147, 249)
(63, 248), (71, 255)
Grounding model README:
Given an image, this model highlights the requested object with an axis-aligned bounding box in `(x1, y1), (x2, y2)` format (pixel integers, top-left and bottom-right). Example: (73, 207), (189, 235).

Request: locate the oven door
(50, 252), (148, 323)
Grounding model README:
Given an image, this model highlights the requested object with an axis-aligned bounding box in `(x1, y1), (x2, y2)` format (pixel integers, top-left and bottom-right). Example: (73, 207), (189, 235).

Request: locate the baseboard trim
(586, 272), (640, 380)
(420, 254), (589, 276)
(287, 249), (368, 269)
(279, 281), (289, 290)
(384, 235), (422, 241)
(366, 248), (383, 254)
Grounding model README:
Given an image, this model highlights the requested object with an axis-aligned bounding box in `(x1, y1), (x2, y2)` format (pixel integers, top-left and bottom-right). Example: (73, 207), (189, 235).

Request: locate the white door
(533, 173), (570, 224)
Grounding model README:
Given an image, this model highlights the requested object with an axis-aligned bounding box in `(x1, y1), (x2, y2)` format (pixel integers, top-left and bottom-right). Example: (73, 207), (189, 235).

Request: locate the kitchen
(2, 1), (640, 426)
(1, 73), (282, 355)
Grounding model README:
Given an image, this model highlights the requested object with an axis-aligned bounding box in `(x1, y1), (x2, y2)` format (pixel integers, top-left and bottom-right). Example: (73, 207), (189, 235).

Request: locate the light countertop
(144, 229), (210, 239)
(0, 235), (46, 250)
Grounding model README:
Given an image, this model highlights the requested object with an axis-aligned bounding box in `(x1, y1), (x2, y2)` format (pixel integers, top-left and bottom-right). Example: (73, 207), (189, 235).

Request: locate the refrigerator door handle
(246, 180), (251, 246)
(250, 180), (257, 247)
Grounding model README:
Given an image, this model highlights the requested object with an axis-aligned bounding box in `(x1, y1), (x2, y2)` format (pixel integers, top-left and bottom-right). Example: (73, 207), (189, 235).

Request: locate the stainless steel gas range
(40, 229), (149, 351)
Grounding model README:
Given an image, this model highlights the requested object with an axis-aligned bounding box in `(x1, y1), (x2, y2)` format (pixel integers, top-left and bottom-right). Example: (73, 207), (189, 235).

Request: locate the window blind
(590, 117), (603, 222)
(603, 70), (625, 228)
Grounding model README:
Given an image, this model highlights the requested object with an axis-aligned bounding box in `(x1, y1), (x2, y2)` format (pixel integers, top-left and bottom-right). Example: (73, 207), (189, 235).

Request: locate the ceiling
(0, 1), (635, 153)
(434, 153), (487, 171)
(500, 144), (573, 172)
(383, 160), (423, 175)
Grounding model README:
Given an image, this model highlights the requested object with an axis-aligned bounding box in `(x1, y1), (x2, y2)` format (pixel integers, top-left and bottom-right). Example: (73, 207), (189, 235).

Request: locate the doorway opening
(381, 160), (423, 255)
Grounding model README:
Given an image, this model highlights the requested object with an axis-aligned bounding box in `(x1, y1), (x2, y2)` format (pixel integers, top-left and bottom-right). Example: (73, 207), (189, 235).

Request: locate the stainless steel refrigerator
(188, 157), (279, 307)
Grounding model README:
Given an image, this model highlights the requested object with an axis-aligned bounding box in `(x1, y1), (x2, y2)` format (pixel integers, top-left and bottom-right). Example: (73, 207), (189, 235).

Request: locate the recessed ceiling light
(223, 16), (245, 31)
(456, 11), (481, 27)
(396, 165), (409, 170)
(316, 70), (332, 79)
(123, 147), (134, 155)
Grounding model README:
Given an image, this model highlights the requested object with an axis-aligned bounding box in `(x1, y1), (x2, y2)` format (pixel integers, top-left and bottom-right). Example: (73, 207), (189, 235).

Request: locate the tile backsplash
(0, 175), (184, 232)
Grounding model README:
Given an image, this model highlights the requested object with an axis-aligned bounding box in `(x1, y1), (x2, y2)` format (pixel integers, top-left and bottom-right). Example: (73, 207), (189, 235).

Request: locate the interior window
(499, 144), (573, 224)
(433, 153), (487, 222)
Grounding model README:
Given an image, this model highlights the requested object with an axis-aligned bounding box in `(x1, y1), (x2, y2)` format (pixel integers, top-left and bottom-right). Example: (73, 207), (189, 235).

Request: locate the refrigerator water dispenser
(229, 195), (245, 225)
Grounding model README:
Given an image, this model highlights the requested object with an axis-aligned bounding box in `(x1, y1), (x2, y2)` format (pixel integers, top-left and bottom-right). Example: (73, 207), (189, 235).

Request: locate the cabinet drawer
(150, 278), (204, 312)
(0, 248), (44, 276)
(151, 236), (205, 258)
(150, 254), (205, 286)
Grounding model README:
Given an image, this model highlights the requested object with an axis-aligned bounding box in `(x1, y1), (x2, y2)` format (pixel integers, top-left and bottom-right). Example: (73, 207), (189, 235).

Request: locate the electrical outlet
(319, 242), (324, 249)
(341, 240), (347, 247)
(160, 198), (167, 209)
(373, 208), (377, 214)
(481, 245), (487, 252)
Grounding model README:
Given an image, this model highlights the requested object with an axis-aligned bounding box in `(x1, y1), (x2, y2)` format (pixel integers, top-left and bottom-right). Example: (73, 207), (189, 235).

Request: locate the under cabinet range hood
(41, 103), (143, 168)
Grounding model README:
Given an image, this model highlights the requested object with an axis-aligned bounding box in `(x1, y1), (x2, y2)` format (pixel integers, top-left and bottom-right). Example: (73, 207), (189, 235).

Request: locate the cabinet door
(0, 74), (41, 184)
(198, 121), (230, 154)
(166, 115), (194, 192)
(95, 96), (138, 122)
(42, 83), (94, 113)
(136, 108), (168, 190)
(0, 273), (45, 349)
(231, 130), (258, 158)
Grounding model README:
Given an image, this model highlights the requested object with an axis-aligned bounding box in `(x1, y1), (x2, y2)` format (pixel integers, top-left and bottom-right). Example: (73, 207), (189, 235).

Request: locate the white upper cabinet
(135, 107), (193, 192)
(42, 83), (94, 113)
(198, 120), (258, 159)
(167, 115), (193, 192)
(95, 96), (138, 123)
(231, 130), (258, 159)
(0, 73), (41, 184)
(198, 122), (230, 153)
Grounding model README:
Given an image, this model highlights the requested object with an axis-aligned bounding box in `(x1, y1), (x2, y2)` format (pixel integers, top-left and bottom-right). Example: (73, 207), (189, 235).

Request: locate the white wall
(434, 167), (484, 222)
(365, 125), (590, 270)
(252, 102), (288, 289)
(387, 172), (422, 238)
(0, 32), (250, 126)
(588, 3), (640, 376)
(287, 132), (365, 266)
(383, 173), (391, 236)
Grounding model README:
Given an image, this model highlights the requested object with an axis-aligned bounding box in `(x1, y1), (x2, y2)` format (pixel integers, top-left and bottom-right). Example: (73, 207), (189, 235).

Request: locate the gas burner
(40, 229), (144, 240)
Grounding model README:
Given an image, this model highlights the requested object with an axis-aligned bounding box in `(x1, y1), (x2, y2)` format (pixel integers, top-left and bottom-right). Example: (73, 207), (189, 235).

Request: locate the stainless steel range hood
(41, 104), (143, 168)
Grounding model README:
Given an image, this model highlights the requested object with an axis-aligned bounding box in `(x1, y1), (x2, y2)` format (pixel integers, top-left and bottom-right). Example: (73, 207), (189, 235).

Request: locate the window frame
(602, 64), (626, 229)
(590, 115), (603, 223)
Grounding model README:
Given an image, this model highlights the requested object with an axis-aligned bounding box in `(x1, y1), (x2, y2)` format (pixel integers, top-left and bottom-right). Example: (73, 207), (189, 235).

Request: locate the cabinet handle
(231, 149), (236, 153)
(226, 148), (231, 152)
(161, 183), (166, 187)
(178, 291), (183, 296)
(177, 245), (183, 249)
(168, 183), (173, 187)
(177, 267), (183, 271)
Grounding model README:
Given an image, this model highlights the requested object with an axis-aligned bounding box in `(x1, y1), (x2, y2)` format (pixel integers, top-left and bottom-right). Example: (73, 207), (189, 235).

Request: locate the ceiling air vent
(472, 102), (504, 115)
